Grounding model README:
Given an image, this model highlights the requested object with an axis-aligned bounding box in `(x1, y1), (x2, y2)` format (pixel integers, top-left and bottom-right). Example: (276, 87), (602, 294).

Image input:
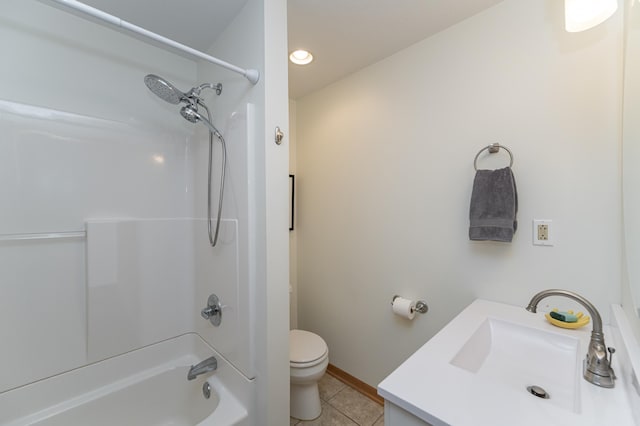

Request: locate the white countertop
(378, 299), (637, 426)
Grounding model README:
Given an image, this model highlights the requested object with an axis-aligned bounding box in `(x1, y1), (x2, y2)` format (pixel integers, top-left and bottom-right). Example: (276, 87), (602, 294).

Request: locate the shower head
(180, 104), (200, 123)
(144, 74), (185, 105)
(180, 104), (222, 138)
(144, 73), (223, 137)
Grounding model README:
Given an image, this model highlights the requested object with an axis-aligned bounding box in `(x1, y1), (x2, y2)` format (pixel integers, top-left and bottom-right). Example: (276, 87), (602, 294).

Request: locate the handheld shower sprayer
(180, 104), (200, 123)
(180, 103), (223, 139)
(144, 74), (226, 247)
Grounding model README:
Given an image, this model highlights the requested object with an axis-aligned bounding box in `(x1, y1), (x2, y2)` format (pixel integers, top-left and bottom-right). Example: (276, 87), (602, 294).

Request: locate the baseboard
(326, 363), (384, 406)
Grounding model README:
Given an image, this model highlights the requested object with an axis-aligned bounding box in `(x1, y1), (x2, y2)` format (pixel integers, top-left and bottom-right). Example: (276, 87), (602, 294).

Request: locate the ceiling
(79, 0), (504, 99)
(287, 0), (503, 99)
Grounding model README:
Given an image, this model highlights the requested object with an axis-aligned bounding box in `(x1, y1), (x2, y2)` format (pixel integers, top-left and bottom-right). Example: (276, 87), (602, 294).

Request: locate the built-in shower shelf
(0, 231), (86, 242)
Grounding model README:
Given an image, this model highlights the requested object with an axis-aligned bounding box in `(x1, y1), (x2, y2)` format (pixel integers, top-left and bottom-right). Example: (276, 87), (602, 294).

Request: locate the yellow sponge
(545, 309), (590, 329)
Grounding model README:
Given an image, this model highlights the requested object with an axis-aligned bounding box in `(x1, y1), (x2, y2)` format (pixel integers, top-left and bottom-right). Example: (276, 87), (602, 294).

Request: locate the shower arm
(187, 83), (222, 98)
(180, 84), (222, 119)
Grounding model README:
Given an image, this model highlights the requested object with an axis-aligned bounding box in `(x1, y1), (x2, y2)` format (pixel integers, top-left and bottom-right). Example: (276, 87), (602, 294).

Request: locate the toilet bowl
(290, 329), (329, 420)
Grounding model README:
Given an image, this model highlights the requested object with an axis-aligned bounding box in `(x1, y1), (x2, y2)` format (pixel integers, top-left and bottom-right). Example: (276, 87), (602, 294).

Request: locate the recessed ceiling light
(289, 50), (313, 65)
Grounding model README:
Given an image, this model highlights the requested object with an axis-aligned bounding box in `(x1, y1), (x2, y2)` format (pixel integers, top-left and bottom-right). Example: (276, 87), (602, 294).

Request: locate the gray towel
(469, 167), (518, 242)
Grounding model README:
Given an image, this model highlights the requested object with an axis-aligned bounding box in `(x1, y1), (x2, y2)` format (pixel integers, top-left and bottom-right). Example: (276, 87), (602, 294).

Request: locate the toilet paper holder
(392, 295), (429, 314)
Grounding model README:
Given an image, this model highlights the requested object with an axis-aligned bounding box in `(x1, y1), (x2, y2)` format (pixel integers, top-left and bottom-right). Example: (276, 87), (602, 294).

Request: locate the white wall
(295, 0), (623, 387)
(262, 0), (291, 422)
(289, 99), (299, 329)
(621, 0), (640, 342)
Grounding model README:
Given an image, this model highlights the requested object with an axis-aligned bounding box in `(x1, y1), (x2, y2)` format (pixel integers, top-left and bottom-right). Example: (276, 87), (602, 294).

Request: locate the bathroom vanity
(378, 299), (640, 426)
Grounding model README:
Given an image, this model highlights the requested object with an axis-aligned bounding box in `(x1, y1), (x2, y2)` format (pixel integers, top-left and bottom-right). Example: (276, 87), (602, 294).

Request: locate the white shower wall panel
(0, 101), (257, 387)
(192, 219), (247, 375)
(0, 0), (200, 392)
(0, 0), (198, 235)
(86, 219), (196, 363)
(0, 102), (194, 234)
(0, 1), (197, 128)
(0, 239), (86, 392)
(196, 49), (261, 378)
(85, 218), (250, 377)
(190, 103), (256, 378)
(0, 103), (196, 392)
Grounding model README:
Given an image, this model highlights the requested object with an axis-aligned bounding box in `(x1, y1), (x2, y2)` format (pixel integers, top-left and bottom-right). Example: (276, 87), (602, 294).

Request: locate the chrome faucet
(526, 289), (615, 388)
(187, 356), (218, 381)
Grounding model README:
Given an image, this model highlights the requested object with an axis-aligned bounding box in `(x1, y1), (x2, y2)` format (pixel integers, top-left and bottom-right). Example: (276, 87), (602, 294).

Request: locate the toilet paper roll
(392, 297), (416, 320)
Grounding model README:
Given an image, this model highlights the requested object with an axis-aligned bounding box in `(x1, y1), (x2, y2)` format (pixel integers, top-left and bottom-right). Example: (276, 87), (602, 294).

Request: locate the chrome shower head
(180, 104), (200, 123)
(144, 74), (185, 105)
(180, 104), (222, 138)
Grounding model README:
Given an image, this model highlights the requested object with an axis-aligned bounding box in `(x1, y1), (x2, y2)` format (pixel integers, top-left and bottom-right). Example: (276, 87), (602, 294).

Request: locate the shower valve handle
(201, 294), (222, 327)
(201, 306), (216, 319)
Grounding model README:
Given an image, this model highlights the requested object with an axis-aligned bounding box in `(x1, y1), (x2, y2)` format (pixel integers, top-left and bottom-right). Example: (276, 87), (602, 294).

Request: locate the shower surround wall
(200, 0), (293, 421)
(294, 0), (623, 388)
(0, 0), (194, 393)
(0, 0), (277, 407)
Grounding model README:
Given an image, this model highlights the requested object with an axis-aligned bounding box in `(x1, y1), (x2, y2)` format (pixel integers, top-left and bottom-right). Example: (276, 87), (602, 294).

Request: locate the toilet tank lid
(290, 329), (328, 363)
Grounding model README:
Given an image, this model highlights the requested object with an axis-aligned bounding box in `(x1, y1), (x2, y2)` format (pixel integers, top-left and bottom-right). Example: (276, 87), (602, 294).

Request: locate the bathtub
(0, 334), (252, 426)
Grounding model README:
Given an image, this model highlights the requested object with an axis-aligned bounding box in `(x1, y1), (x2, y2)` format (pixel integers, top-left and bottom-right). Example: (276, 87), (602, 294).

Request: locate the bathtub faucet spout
(187, 356), (217, 380)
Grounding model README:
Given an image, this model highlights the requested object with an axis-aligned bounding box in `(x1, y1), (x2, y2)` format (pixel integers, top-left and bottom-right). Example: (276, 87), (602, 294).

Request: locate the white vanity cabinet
(384, 401), (432, 426)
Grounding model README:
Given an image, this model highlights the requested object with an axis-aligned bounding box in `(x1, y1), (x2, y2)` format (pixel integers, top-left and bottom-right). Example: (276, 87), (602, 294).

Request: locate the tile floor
(290, 374), (384, 426)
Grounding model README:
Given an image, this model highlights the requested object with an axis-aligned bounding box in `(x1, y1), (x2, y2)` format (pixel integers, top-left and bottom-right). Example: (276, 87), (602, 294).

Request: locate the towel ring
(474, 143), (514, 171)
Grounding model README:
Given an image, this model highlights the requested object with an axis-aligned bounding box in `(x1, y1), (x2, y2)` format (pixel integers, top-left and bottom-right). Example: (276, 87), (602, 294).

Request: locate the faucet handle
(201, 306), (216, 319)
(200, 294), (222, 327)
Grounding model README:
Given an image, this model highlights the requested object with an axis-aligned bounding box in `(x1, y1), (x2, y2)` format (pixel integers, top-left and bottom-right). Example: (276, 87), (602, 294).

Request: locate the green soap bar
(549, 311), (578, 323)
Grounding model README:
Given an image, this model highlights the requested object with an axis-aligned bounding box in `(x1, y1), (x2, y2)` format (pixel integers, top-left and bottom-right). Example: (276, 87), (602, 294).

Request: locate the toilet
(289, 329), (329, 420)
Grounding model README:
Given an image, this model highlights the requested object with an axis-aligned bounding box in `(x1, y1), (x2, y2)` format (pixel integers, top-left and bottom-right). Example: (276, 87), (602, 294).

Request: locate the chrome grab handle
(201, 294), (222, 327)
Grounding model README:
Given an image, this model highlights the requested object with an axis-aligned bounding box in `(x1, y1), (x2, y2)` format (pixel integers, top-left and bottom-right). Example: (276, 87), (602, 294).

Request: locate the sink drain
(526, 385), (549, 399)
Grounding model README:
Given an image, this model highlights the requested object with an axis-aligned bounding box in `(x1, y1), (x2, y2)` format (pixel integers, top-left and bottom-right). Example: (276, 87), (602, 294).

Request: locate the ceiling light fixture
(289, 50), (313, 65)
(564, 0), (618, 32)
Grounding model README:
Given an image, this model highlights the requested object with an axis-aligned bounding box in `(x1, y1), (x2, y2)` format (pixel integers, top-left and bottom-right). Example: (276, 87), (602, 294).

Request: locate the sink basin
(378, 299), (636, 426)
(450, 317), (580, 413)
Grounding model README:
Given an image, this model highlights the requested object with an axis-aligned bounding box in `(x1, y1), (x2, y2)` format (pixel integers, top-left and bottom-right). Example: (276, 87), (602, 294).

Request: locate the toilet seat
(290, 329), (328, 367)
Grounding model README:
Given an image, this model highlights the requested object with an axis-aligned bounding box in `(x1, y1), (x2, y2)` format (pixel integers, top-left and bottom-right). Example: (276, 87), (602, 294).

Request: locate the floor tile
(296, 402), (358, 426)
(373, 413), (384, 425)
(327, 386), (383, 426)
(319, 374), (347, 401)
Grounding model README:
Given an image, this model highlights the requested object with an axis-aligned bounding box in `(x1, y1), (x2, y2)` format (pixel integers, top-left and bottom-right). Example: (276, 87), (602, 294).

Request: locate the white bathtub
(0, 334), (252, 426)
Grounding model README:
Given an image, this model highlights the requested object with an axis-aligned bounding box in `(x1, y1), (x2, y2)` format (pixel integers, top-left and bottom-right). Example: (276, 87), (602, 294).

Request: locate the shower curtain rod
(37, 0), (260, 85)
